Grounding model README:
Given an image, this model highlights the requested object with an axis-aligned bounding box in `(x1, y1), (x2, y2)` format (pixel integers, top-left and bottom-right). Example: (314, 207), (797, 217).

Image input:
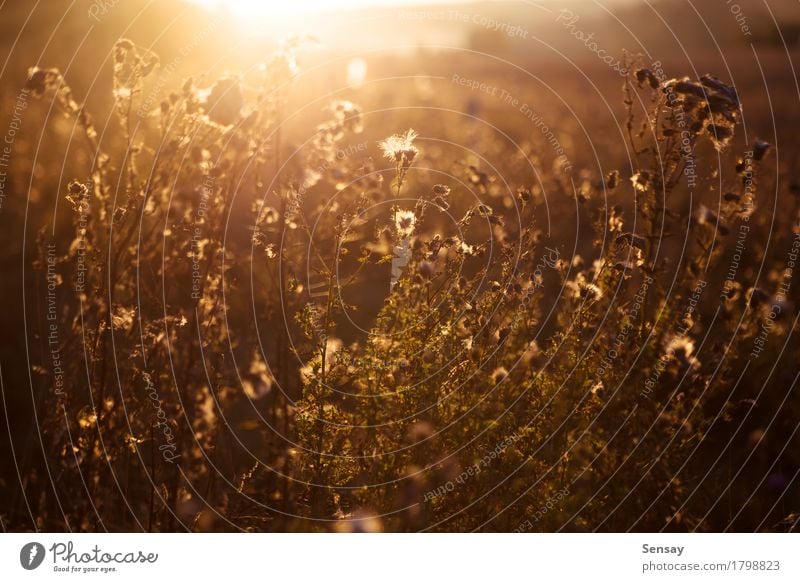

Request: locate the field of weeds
(1, 0), (799, 533)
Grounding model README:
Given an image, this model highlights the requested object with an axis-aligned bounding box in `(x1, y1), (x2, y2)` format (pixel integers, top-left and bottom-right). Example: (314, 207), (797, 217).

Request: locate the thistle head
(379, 128), (419, 168)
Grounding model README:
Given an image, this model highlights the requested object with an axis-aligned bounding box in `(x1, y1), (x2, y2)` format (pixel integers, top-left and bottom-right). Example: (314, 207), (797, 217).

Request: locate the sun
(188, 0), (473, 17)
(189, 0), (344, 16)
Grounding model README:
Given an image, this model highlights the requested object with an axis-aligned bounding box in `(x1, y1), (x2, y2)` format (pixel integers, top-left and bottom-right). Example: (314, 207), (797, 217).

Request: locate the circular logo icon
(20, 542), (46, 570)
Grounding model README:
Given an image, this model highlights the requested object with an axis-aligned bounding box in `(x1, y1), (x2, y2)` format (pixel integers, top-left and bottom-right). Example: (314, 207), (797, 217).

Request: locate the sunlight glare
(189, 0), (477, 17)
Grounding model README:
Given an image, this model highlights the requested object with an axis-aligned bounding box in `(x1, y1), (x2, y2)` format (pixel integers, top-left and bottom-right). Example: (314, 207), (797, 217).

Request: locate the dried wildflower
(458, 240), (476, 256)
(706, 123), (734, 151)
(700, 74), (739, 108)
(65, 180), (89, 212)
(467, 165), (491, 190)
(116, 38), (134, 51)
(242, 352), (275, 399)
(707, 94), (737, 121)
(124, 433), (145, 453)
(432, 195), (450, 210)
(25, 67), (61, 97)
(662, 74), (739, 150)
(635, 68), (659, 90)
(608, 213), (624, 233)
(615, 232), (646, 250)
(111, 306), (136, 331)
(665, 335), (700, 371)
(113, 86), (132, 100)
(581, 282), (603, 302)
(722, 280), (742, 301)
(77, 406), (98, 429)
(263, 244), (278, 259)
(394, 209), (416, 237)
(491, 366), (508, 384)
(566, 273), (603, 302)
(672, 78), (706, 99)
(379, 128), (418, 168)
(630, 171), (651, 193)
(499, 322), (516, 343)
(259, 206), (279, 225)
